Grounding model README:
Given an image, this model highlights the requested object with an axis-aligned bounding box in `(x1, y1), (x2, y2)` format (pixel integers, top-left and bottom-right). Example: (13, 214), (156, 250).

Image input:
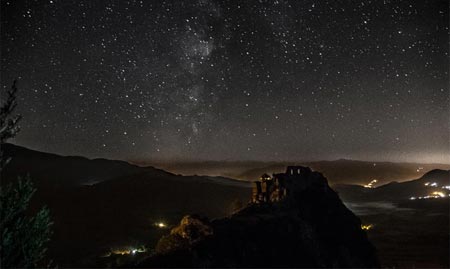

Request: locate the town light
(363, 179), (377, 188)
(155, 222), (167, 228)
(431, 191), (445, 198)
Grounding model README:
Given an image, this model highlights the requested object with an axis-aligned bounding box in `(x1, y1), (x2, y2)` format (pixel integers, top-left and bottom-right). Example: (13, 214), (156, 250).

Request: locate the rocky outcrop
(155, 215), (213, 254)
(138, 167), (379, 268)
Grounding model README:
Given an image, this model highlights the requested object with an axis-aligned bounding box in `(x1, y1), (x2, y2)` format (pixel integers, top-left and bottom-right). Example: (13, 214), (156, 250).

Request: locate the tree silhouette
(0, 80), (21, 167)
(0, 81), (53, 268)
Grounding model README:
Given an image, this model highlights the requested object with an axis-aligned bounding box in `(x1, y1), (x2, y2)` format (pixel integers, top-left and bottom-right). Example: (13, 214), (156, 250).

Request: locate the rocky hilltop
(137, 166), (379, 268)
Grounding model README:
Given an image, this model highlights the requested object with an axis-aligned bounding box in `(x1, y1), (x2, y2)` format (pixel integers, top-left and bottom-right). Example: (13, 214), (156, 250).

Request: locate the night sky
(1, 0), (448, 163)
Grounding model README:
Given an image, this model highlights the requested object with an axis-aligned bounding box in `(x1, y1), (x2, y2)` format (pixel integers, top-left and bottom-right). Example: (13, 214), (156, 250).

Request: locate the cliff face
(138, 167), (379, 268)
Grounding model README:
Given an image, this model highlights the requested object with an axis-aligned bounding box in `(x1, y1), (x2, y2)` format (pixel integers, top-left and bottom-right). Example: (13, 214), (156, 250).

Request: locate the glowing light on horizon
(364, 179), (378, 188)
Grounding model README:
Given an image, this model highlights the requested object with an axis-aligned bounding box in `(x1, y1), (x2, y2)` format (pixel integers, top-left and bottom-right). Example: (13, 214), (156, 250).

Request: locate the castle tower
(251, 166), (314, 203)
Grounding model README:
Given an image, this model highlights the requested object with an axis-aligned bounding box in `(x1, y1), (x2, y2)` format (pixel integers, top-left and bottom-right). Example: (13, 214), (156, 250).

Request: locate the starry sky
(1, 0), (449, 163)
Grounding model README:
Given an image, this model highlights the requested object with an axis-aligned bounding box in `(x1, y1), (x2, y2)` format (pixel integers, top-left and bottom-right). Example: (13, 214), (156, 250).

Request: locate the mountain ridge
(1, 143), (251, 189)
(334, 169), (450, 202)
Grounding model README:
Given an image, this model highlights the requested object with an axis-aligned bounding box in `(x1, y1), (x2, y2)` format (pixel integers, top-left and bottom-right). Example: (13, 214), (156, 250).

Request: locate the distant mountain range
(148, 159), (450, 186)
(334, 169), (450, 202)
(1, 143), (161, 188)
(1, 143), (250, 189)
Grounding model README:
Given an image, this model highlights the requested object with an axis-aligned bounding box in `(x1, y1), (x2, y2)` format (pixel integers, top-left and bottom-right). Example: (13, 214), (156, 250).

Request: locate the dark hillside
(138, 167), (379, 268)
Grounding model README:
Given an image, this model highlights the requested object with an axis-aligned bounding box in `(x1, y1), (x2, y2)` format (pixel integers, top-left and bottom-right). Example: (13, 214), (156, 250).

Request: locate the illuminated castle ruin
(251, 166), (318, 203)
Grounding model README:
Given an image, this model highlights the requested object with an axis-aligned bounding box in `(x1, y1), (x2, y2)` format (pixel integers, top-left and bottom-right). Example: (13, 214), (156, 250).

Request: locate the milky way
(1, 0), (448, 163)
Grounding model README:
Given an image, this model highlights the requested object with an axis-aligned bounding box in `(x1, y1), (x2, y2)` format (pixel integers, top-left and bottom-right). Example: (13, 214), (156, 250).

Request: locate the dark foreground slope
(137, 167), (379, 268)
(41, 172), (251, 267)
